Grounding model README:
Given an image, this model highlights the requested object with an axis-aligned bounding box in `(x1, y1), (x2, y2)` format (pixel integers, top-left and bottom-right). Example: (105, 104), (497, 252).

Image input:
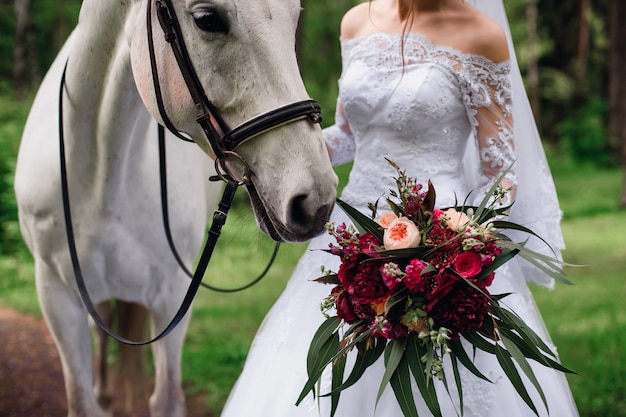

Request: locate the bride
(220, 0), (579, 416)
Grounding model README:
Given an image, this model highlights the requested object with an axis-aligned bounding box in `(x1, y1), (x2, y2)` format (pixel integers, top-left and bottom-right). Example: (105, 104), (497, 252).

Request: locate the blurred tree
(608, 0), (626, 206)
(12, 0), (34, 98)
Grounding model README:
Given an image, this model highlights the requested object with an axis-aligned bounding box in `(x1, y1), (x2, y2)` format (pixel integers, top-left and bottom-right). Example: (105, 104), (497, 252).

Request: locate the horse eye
(193, 10), (229, 34)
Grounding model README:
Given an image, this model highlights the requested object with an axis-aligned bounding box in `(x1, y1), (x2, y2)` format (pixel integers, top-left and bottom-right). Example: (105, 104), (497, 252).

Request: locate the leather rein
(58, 0), (323, 345)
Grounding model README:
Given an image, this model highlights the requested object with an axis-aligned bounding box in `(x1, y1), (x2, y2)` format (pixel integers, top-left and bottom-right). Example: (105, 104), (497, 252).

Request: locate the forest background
(0, 1), (625, 416)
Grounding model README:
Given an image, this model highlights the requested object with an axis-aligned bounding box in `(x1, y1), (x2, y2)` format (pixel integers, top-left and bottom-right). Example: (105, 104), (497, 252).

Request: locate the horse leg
(92, 301), (114, 413)
(116, 301), (150, 413)
(35, 262), (107, 417)
(148, 304), (189, 417)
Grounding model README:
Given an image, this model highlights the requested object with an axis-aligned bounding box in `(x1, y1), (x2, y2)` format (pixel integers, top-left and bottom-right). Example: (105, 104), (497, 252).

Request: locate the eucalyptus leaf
(406, 334), (442, 416)
(378, 339), (407, 406)
(500, 333), (549, 414)
(389, 354), (420, 417)
(330, 354), (347, 417)
(448, 339), (491, 383)
(495, 345), (539, 416)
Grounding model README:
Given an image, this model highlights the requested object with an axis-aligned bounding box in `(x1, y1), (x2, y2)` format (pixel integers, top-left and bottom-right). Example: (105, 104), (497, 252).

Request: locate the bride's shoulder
(462, 9), (510, 63)
(340, 2), (371, 41)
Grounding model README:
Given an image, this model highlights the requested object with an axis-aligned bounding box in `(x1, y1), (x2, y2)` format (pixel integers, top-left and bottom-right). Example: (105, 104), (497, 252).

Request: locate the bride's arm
(323, 103), (355, 166)
(468, 22), (517, 208)
(472, 72), (517, 208)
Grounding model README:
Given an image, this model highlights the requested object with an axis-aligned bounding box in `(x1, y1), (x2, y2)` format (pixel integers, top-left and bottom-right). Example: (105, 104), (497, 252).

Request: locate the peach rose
(383, 217), (421, 250)
(376, 212), (398, 228)
(444, 208), (470, 232)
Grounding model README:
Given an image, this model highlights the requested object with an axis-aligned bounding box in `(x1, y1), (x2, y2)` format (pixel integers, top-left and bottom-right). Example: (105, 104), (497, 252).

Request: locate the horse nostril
(289, 194), (334, 237)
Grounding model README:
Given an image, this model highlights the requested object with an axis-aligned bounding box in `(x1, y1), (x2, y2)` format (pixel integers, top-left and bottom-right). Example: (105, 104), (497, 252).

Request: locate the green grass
(1, 93), (625, 416)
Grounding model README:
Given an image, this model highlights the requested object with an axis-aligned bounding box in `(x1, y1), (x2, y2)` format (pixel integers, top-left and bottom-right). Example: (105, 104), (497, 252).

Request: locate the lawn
(1, 96), (624, 416)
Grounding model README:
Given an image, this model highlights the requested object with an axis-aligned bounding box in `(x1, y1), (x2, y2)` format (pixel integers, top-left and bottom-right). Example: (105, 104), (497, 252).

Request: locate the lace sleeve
(323, 39), (357, 166)
(465, 59), (517, 207)
(463, 58), (565, 288)
(323, 101), (355, 166)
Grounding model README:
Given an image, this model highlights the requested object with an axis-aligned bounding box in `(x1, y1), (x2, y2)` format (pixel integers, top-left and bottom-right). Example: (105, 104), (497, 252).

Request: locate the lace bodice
(324, 32), (516, 209)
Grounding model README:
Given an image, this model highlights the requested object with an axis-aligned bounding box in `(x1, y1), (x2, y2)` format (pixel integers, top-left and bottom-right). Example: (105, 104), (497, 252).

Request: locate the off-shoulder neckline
(341, 31), (511, 68)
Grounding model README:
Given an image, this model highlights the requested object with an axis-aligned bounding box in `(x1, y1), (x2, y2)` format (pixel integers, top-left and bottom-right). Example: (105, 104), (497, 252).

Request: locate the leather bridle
(59, 0), (323, 345)
(148, 0), (322, 180)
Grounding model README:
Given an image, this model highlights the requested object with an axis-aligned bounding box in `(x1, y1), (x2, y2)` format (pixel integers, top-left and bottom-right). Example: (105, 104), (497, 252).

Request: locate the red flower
(454, 251), (483, 278)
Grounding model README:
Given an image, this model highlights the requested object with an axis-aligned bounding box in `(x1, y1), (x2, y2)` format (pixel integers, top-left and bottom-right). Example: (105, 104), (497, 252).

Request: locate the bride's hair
(398, 0), (414, 21)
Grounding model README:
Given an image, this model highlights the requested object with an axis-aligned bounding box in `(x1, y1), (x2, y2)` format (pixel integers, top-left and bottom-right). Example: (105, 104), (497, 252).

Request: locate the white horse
(13, 0), (338, 416)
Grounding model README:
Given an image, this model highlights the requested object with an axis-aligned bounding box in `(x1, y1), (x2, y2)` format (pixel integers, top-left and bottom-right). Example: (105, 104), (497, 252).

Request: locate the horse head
(130, 0), (338, 242)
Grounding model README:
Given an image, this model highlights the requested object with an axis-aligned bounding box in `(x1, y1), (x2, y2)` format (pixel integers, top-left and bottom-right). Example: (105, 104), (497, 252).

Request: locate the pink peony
(444, 208), (471, 232)
(376, 212), (398, 228)
(383, 217), (421, 250)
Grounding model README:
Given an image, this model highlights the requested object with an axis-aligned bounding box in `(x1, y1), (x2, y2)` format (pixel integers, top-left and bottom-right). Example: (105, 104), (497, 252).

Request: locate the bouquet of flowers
(296, 160), (574, 417)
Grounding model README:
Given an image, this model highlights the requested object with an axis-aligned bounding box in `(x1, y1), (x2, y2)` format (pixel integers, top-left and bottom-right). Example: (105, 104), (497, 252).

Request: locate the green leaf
(330, 354), (347, 417)
(372, 246), (434, 259)
(323, 337), (385, 395)
(494, 345), (539, 416)
(463, 332), (496, 354)
(378, 339), (407, 406)
(448, 339), (492, 383)
(491, 220), (554, 254)
(385, 288), (408, 315)
(474, 247), (520, 281)
(313, 273), (341, 285)
(494, 308), (557, 358)
(500, 333), (549, 415)
(406, 334), (442, 417)
(389, 354), (420, 417)
(336, 198), (384, 241)
(449, 353), (464, 415)
(297, 317), (341, 405)
(306, 317), (341, 372)
(497, 325), (574, 374)
(474, 164), (514, 219)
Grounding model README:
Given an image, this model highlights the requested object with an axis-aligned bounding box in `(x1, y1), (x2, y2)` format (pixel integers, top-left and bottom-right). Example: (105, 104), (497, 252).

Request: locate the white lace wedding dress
(220, 32), (579, 417)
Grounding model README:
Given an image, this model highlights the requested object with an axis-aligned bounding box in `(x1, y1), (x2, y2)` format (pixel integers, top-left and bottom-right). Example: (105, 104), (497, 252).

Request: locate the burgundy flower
(351, 261), (388, 304)
(387, 323), (409, 340)
(425, 272), (458, 312)
(332, 287), (358, 323)
(431, 283), (490, 337)
(428, 242), (460, 270)
(352, 300), (376, 321)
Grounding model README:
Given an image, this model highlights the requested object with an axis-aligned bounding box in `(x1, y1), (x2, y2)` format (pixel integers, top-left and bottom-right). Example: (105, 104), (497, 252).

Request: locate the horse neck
(64, 0), (149, 199)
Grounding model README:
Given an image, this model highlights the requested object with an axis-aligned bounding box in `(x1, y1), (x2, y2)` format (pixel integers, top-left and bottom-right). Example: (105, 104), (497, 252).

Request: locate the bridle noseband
(59, 0), (324, 345)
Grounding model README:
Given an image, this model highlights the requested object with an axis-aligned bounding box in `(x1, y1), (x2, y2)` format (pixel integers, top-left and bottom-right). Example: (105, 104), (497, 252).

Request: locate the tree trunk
(526, 0), (541, 124)
(13, 0), (32, 98)
(577, 0), (591, 79)
(609, 0), (626, 208)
